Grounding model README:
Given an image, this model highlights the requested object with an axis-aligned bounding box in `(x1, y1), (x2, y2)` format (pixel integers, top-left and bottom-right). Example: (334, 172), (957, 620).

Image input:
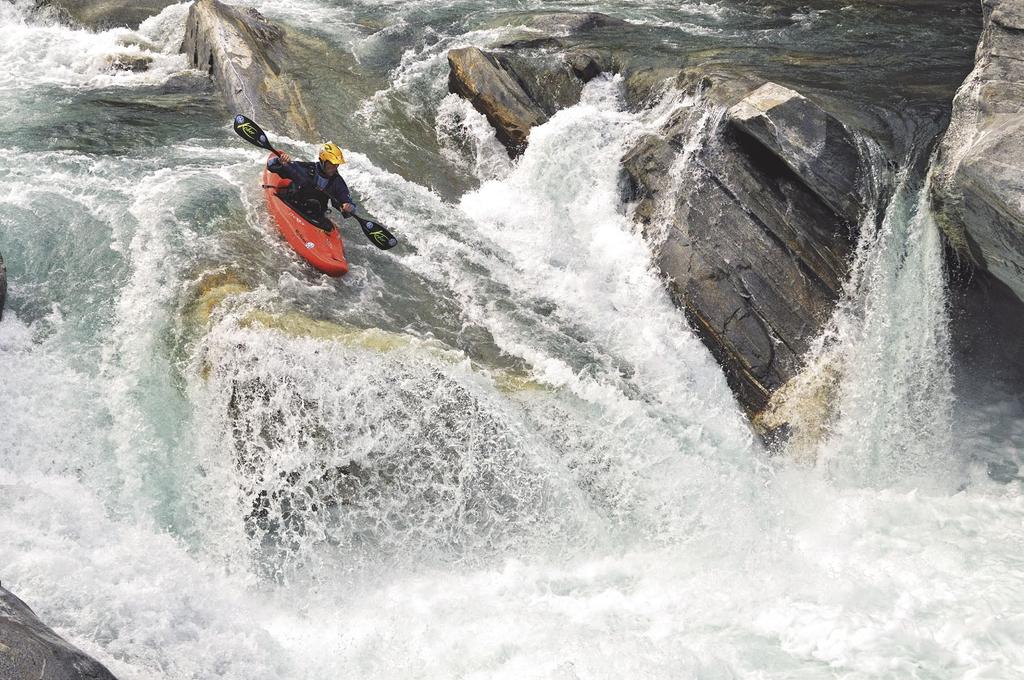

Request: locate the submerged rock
(0, 583), (118, 680)
(181, 0), (317, 140)
(622, 79), (865, 414)
(106, 54), (152, 73)
(518, 12), (627, 36)
(931, 0), (1024, 304)
(35, 0), (176, 29)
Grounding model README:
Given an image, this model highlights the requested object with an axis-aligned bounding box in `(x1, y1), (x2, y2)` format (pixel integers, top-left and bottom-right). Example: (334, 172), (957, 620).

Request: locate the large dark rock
(181, 0), (317, 140)
(447, 46), (600, 156)
(622, 79), (865, 414)
(729, 82), (867, 226)
(447, 47), (550, 156)
(35, 0), (176, 29)
(931, 0), (1024, 304)
(494, 51), (588, 117)
(446, 11), (625, 156)
(0, 583), (118, 680)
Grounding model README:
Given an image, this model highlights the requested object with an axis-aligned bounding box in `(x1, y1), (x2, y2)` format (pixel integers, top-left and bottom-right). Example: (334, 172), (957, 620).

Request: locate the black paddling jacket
(267, 157), (355, 213)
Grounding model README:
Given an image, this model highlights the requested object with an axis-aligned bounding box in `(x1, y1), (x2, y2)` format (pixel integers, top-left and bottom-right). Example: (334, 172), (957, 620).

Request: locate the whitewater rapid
(1, 2), (1023, 679)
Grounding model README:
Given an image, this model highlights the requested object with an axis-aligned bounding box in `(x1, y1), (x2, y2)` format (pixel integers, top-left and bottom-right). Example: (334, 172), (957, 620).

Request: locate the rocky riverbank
(931, 0), (1024, 305)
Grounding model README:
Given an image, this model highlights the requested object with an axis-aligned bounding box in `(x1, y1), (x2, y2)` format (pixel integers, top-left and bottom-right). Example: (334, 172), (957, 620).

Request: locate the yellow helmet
(319, 142), (345, 165)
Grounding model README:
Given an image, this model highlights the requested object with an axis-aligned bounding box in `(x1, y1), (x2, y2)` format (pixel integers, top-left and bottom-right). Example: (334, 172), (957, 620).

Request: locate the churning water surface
(1, 1), (1022, 678)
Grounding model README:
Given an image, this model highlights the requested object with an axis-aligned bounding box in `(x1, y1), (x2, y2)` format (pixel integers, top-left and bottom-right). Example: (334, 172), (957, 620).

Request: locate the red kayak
(262, 157), (348, 277)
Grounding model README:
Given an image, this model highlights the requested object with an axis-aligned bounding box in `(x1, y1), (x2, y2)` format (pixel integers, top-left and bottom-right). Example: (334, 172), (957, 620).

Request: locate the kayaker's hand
(341, 202), (354, 216)
(277, 152), (292, 164)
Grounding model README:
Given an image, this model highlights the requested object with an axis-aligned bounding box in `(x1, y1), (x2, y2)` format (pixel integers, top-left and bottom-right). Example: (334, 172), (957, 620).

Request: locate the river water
(1, 1), (1022, 678)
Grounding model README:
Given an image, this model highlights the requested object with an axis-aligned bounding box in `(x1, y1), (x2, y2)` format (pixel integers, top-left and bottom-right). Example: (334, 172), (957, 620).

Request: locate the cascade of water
(2, 2), (1022, 678)
(769, 157), (958, 488)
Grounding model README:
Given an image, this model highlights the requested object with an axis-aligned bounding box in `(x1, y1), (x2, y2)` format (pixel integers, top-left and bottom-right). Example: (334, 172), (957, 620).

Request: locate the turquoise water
(2, 1), (1023, 679)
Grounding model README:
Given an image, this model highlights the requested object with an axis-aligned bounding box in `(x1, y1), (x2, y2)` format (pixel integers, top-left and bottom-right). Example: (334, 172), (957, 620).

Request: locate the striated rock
(181, 0), (317, 140)
(447, 47), (549, 155)
(729, 82), (867, 225)
(447, 46), (599, 156)
(446, 11), (626, 156)
(35, 0), (176, 29)
(0, 583), (118, 680)
(931, 0), (1024, 304)
(622, 80), (865, 414)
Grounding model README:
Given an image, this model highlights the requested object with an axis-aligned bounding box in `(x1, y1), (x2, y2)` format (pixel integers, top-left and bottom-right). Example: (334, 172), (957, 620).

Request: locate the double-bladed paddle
(232, 114), (398, 250)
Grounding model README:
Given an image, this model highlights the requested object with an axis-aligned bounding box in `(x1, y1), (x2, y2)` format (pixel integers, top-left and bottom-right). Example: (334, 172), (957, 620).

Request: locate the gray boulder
(181, 0), (317, 140)
(447, 46), (599, 156)
(446, 11), (626, 156)
(0, 583), (117, 680)
(447, 47), (550, 156)
(729, 82), (867, 226)
(35, 0), (177, 29)
(931, 0), (1024, 303)
(622, 79), (865, 414)
(495, 51), (588, 117)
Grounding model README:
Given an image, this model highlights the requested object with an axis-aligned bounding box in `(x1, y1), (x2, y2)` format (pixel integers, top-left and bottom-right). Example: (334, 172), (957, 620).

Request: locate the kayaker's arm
(267, 153), (290, 170)
(267, 155), (306, 184)
(329, 175), (355, 215)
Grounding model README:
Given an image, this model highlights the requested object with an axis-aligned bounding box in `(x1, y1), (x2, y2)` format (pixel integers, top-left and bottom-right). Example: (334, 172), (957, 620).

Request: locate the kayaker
(266, 142), (356, 228)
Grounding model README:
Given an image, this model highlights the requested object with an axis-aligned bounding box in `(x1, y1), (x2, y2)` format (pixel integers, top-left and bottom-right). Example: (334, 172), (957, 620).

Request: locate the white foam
(0, 2), (192, 91)
(2, 5), (1024, 679)
(435, 93), (514, 181)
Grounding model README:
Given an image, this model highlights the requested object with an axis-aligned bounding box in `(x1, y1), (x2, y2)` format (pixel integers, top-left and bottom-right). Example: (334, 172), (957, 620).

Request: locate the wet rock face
(446, 11), (620, 156)
(447, 47), (590, 156)
(931, 0), (1024, 303)
(622, 80), (864, 414)
(728, 82), (867, 226)
(181, 0), (317, 140)
(35, 0), (176, 29)
(447, 47), (548, 156)
(0, 584), (118, 680)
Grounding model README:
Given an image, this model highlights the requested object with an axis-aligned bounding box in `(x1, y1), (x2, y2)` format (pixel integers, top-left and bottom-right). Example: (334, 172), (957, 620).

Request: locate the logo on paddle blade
(236, 121), (259, 141)
(370, 230), (388, 245)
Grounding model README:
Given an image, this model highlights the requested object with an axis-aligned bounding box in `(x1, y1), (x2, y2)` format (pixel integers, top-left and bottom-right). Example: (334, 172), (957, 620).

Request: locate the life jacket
(283, 163), (334, 217)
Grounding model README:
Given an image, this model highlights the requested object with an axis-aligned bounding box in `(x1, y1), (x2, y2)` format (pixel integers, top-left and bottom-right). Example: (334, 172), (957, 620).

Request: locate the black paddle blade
(353, 214), (398, 250)
(232, 114), (275, 153)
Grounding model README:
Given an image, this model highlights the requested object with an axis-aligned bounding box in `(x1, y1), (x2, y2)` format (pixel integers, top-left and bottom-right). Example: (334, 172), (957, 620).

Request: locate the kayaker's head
(319, 142), (345, 176)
